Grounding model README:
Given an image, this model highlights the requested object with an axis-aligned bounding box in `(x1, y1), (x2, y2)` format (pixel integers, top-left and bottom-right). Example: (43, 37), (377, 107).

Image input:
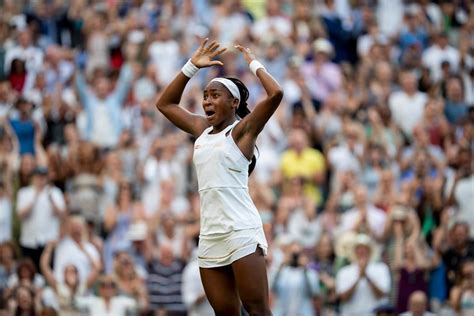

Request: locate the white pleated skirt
(197, 227), (268, 268)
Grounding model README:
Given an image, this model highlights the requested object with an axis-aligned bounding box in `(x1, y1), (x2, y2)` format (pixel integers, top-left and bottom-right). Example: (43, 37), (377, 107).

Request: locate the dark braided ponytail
(226, 77), (257, 176)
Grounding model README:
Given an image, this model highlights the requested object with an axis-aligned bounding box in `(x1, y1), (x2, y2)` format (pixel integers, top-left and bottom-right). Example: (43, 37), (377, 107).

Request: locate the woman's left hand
(235, 44), (256, 64)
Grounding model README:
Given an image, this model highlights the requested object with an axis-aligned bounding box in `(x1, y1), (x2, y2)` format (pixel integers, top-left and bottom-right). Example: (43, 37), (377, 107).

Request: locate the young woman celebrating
(156, 39), (283, 316)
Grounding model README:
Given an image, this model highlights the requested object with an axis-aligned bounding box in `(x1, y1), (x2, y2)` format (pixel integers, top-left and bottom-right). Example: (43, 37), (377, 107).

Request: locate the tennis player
(156, 39), (283, 316)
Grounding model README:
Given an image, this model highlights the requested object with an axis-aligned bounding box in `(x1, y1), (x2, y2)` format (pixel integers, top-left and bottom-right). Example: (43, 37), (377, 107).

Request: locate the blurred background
(0, 0), (473, 315)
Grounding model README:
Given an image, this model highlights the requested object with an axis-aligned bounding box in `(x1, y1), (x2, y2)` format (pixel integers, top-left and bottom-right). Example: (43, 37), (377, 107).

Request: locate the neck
(211, 118), (237, 134)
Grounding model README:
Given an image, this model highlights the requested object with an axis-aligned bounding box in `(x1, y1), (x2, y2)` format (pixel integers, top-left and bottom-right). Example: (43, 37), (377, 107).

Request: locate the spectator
(393, 222), (431, 313)
(440, 222), (474, 292)
(388, 69), (427, 139)
(422, 32), (460, 82)
(449, 259), (474, 315)
(112, 251), (148, 309)
(7, 284), (41, 316)
(400, 291), (436, 316)
(338, 185), (387, 242)
(251, 0), (292, 40)
(443, 75), (469, 124)
(103, 180), (145, 273)
(148, 21), (181, 86)
(40, 241), (97, 316)
(53, 216), (101, 286)
(0, 242), (19, 290)
(4, 29), (43, 76)
(75, 62), (133, 149)
(16, 166), (66, 269)
(336, 234), (391, 316)
(6, 257), (45, 291)
(277, 128), (326, 206)
(75, 275), (140, 316)
(0, 180), (12, 244)
(8, 98), (37, 156)
(7, 58), (27, 93)
(301, 38), (342, 105)
(146, 242), (187, 316)
(308, 233), (337, 314)
(271, 240), (320, 316)
(446, 147), (474, 235)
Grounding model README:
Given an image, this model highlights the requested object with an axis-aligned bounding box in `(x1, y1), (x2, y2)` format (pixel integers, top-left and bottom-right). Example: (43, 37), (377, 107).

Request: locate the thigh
(200, 265), (241, 316)
(232, 248), (271, 315)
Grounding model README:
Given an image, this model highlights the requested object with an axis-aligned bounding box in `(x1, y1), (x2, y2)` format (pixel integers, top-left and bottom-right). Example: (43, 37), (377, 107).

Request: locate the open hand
(190, 38), (226, 68)
(234, 44), (256, 64)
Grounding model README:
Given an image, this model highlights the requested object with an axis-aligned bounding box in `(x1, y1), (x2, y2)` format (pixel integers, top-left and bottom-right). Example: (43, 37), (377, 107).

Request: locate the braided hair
(226, 77), (257, 176)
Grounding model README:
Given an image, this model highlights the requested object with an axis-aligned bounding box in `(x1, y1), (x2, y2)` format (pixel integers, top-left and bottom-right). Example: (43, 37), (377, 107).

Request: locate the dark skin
(156, 39), (283, 316)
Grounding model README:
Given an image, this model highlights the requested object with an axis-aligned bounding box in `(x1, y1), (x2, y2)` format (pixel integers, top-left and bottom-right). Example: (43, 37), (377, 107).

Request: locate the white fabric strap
(249, 60), (265, 76)
(209, 78), (241, 103)
(181, 59), (199, 78)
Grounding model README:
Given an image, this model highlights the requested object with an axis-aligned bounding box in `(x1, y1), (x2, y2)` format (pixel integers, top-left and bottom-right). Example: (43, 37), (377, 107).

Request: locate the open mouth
(205, 110), (216, 119)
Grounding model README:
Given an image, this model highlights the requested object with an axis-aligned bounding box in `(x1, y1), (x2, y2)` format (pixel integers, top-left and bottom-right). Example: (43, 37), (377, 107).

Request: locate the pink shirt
(301, 62), (342, 102)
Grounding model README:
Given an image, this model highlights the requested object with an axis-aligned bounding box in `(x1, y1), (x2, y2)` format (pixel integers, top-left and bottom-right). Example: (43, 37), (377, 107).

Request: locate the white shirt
(16, 185), (65, 248)
(252, 16), (292, 39)
(148, 40), (180, 85)
(288, 210), (322, 249)
(91, 101), (117, 148)
(328, 143), (362, 172)
(193, 121), (262, 235)
(54, 237), (100, 285)
(336, 262), (391, 316)
(75, 296), (137, 316)
(389, 91), (427, 137)
(454, 175), (474, 237)
(0, 196), (12, 243)
(272, 266), (320, 316)
(376, 0), (404, 37)
(422, 44), (460, 81)
(4, 45), (44, 74)
(339, 205), (387, 238)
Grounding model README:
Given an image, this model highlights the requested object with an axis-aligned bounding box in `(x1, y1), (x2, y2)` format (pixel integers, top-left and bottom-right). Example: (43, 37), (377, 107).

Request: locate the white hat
(350, 233), (378, 262)
(313, 38), (334, 56)
(126, 221), (148, 241)
(335, 231), (357, 259)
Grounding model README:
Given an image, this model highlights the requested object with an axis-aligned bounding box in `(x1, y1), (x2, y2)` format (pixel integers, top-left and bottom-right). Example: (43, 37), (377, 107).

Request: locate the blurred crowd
(0, 0), (473, 315)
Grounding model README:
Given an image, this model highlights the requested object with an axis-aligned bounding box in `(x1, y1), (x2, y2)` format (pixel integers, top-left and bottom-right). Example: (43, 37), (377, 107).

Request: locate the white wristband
(249, 60), (265, 76)
(181, 59), (199, 78)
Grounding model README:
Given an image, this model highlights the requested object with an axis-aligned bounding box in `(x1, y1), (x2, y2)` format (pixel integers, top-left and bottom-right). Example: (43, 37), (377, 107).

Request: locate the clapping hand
(190, 38), (226, 68)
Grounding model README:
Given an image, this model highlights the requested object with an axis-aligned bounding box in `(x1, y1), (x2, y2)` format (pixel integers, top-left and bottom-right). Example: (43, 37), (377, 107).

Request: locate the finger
(234, 44), (244, 52)
(209, 43), (222, 54)
(207, 41), (220, 53)
(206, 40), (218, 51)
(200, 38), (209, 49)
(210, 47), (227, 57)
(209, 60), (224, 66)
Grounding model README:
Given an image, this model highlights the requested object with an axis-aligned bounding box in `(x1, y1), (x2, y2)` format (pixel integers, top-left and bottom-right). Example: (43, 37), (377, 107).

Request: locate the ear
(232, 98), (239, 110)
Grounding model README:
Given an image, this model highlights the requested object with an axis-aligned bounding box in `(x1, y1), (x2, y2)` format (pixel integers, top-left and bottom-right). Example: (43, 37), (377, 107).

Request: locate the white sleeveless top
(193, 121), (262, 236)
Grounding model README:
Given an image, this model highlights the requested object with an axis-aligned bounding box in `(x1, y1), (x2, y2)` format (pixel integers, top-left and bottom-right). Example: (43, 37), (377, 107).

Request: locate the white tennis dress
(193, 120), (268, 268)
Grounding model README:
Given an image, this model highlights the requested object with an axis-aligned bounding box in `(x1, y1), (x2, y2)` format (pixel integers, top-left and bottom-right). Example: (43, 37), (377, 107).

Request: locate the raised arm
(40, 242), (58, 291)
(112, 63), (133, 105)
(233, 45), (283, 138)
(155, 39), (226, 137)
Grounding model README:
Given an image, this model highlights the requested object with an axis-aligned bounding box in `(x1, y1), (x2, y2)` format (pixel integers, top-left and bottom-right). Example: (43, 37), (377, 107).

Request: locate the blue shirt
(9, 118), (35, 155)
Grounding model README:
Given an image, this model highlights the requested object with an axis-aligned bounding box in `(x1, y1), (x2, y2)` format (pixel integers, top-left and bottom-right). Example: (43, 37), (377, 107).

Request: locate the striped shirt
(146, 259), (186, 313)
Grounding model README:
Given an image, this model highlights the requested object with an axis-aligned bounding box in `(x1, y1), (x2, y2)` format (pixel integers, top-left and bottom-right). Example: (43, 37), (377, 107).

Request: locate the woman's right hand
(190, 38), (226, 68)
